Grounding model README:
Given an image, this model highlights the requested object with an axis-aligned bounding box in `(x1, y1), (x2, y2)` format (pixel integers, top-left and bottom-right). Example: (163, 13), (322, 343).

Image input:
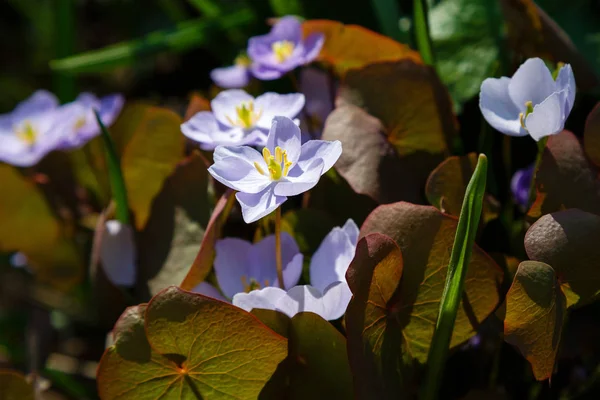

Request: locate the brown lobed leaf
(345, 233), (406, 399)
(302, 20), (422, 76)
(0, 165), (82, 289)
(110, 103), (186, 230)
(322, 60), (457, 204)
(97, 287), (287, 399)
(0, 370), (34, 400)
(179, 189), (236, 291)
(528, 131), (600, 219)
(137, 153), (211, 298)
(504, 261), (566, 380)
(525, 209), (600, 308)
(584, 102), (600, 168)
(426, 153), (499, 222)
(184, 93), (211, 122)
(359, 202), (502, 364)
(252, 310), (353, 400)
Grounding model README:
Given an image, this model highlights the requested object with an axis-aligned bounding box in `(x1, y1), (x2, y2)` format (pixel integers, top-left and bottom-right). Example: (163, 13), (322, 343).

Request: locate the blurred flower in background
(299, 67), (334, 140)
(99, 220), (136, 287)
(511, 164), (534, 209)
(210, 54), (252, 89)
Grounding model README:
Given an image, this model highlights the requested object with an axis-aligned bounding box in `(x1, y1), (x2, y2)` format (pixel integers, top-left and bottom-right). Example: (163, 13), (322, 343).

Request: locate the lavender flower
(233, 219), (359, 320)
(192, 233), (303, 300)
(208, 116), (342, 223)
(99, 220), (136, 287)
(248, 16), (324, 80)
(210, 55), (252, 89)
(299, 67), (334, 140)
(182, 89), (305, 150)
(479, 58), (575, 141)
(511, 164), (534, 209)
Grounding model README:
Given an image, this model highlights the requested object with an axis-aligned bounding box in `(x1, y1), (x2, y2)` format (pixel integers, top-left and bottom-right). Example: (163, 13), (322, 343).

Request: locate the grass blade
(420, 154), (488, 400)
(50, 10), (254, 74)
(413, 0), (435, 66)
(95, 111), (130, 225)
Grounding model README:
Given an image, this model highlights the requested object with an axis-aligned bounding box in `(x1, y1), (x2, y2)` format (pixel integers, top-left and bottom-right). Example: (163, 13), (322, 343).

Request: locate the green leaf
(179, 189), (236, 291)
(525, 209), (600, 308)
(345, 233), (406, 398)
(96, 110), (130, 225)
(430, 0), (503, 111)
(321, 60), (457, 204)
(359, 201), (502, 364)
(253, 310), (353, 399)
(97, 287), (288, 399)
(370, 0), (402, 41)
(109, 103), (186, 230)
(50, 11), (254, 74)
(137, 153), (210, 297)
(269, 0), (304, 16)
(0, 370), (34, 400)
(421, 154), (488, 400)
(504, 261), (566, 380)
(0, 165), (82, 289)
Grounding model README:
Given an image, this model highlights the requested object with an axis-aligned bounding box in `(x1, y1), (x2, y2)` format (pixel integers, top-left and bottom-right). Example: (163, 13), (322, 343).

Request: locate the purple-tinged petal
(181, 111), (220, 147)
(249, 64), (286, 80)
(276, 282), (353, 320)
(232, 286), (287, 313)
(248, 233), (302, 288)
(296, 139), (342, 173)
(479, 77), (526, 137)
(302, 33), (325, 64)
(508, 58), (556, 109)
(213, 144), (265, 165)
(269, 16), (303, 44)
(191, 282), (228, 302)
(210, 65), (251, 89)
(525, 91), (566, 141)
(99, 220), (136, 287)
(255, 92), (305, 130)
(555, 63), (576, 117)
(266, 116), (302, 165)
(208, 155), (272, 194)
(274, 158), (323, 196)
(211, 89), (255, 127)
(10, 90), (59, 121)
(300, 67), (333, 122)
(9, 252), (28, 270)
(309, 220), (358, 291)
(236, 185), (287, 224)
(214, 238), (254, 298)
(511, 164), (534, 209)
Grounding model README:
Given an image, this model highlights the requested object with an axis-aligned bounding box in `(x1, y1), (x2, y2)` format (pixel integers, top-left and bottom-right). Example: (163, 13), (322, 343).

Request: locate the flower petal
(10, 90), (59, 121)
(277, 282), (353, 320)
(232, 286), (287, 313)
(269, 16), (303, 44)
(191, 282), (227, 302)
(479, 77), (526, 136)
(214, 238), (254, 298)
(249, 64), (286, 80)
(208, 154), (271, 194)
(248, 233), (302, 288)
(213, 144), (265, 164)
(236, 186), (287, 224)
(274, 158), (324, 197)
(255, 93), (305, 130)
(508, 58), (556, 109)
(181, 111), (220, 146)
(302, 33), (325, 64)
(296, 139), (342, 173)
(99, 220), (136, 287)
(555, 63), (576, 117)
(211, 89), (255, 127)
(309, 221), (358, 291)
(266, 116), (302, 165)
(525, 90), (566, 141)
(210, 65), (250, 89)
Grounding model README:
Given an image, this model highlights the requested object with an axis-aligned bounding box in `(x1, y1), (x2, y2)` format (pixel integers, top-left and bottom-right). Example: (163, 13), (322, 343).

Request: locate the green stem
(94, 110), (130, 225)
(526, 137), (548, 208)
(420, 154), (488, 400)
(274, 207), (284, 289)
(413, 0), (435, 66)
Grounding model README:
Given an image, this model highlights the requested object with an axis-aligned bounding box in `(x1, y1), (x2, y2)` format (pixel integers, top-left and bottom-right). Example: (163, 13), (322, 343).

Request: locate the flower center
(234, 54), (251, 67)
(241, 276), (270, 293)
(272, 40), (295, 63)
(519, 101), (534, 129)
(74, 116), (87, 130)
(226, 101), (262, 129)
(254, 146), (292, 181)
(14, 121), (37, 146)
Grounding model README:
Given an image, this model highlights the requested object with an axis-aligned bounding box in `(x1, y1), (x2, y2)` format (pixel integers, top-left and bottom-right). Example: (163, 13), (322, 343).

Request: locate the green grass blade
(50, 10), (254, 74)
(370, 0), (402, 41)
(420, 154), (488, 400)
(94, 111), (130, 225)
(413, 0), (435, 66)
(269, 0), (304, 16)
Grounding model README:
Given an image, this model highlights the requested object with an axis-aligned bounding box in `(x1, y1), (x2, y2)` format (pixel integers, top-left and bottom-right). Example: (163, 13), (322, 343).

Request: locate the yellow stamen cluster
(272, 40), (295, 63)
(241, 276), (270, 293)
(15, 121), (37, 145)
(226, 101), (263, 129)
(254, 146), (292, 181)
(74, 117), (87, 130)
(519, 101), (534, 129)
